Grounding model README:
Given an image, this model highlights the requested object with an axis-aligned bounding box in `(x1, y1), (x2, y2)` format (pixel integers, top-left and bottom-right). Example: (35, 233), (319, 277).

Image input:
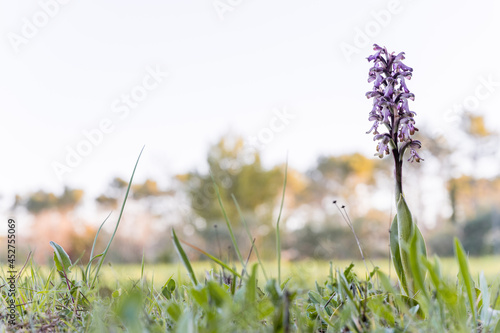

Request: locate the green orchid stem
(392, 147), (403, 201)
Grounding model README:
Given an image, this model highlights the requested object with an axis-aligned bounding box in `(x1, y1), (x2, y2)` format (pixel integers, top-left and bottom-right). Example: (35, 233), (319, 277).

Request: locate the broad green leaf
(207, 281), (230, 307)
(256, 298), (275, 320)
(50, 241), (72, 274)
(166, 303), (182, 322)
(409, 225), (428, 301)
(161, 275), (176, 300)
(167, 278), (176, 292)
(245, 264), (258, 304)
(171, 228), (198, 286)
(265, 279), (282, 306)
(454, 237), (477, 331)
(396, 194), (414, 296)
(367, 294), (395, 326)
(376, 268), (407, 313)
(188, 285), (208, 308)
(308, 291), (323, 305)
(390, 214), (409, 295)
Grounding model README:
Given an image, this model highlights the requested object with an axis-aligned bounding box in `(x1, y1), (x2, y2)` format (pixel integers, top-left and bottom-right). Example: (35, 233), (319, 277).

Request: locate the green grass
(11, 256), (500, 291)
(2, 255), (500, 332)
(3, 153), (499, 332)
(92, 257), (500, 290)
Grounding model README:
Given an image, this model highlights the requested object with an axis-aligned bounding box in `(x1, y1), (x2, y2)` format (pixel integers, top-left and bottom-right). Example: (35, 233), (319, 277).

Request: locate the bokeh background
(1, 1), (499, 264)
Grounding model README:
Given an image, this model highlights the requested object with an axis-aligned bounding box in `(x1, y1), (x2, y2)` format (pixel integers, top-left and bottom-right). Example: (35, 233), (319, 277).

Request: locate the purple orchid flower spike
(366, 45), (428, 298)
(365, 44), (423, 198)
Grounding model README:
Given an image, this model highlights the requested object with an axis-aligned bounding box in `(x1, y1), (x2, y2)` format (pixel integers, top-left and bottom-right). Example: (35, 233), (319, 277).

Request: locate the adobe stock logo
(247, 107), (296, 150)
(339, 0), (403, 63)
(443, 74), (500, 125)
(51, 65), (168, 181)
(7, 0), (72, 54)
(212, 0), (245, 21)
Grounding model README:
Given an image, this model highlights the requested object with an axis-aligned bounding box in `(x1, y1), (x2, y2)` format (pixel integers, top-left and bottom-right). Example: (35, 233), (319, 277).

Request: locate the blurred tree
(94, 176), (175, 262)
(95, 194), (118, 210)
(305, 153), (389, 214)
(23, 187), (83, 214)
(57, 187), (84, 211)
(460, 113), (498, 211)
(25, 191), (58, 213)
(95, 177), (171, 209)
(133, 179), (164, 199)
(178, 136), (284, 227)
(95, 177), (128, 210)
(447, 175), (500, 222)
(461, 209), (500, 255)
(420, 113), (498, 225)
(14, 187), (85, 262)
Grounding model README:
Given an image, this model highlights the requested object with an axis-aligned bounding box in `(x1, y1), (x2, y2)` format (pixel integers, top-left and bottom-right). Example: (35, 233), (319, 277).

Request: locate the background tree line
(5, 113), (500, 264)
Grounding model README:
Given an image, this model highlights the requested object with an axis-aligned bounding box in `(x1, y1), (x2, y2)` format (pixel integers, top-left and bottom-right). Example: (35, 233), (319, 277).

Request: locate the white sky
(1, 0), (500, 207)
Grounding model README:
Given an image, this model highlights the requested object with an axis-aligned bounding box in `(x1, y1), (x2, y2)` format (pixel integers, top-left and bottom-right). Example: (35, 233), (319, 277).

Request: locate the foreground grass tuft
(2, 152), (499, 332)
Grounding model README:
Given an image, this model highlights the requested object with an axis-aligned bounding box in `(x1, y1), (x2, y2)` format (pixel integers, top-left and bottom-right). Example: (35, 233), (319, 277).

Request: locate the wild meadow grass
(93, 258), (500, 292)
(2, 254), (500, 332)
(2, 104), (500, 332)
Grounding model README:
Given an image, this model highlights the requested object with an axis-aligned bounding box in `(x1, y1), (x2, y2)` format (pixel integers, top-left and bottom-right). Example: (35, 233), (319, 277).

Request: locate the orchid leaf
(50, 241), (72, 275)
(390, 214), (409, 295)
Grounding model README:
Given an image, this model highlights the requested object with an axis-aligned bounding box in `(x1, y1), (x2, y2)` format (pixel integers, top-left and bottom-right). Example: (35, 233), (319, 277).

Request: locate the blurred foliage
(96, 177), (171, 209)
(10, 123), (500, 262)
(448, 175), (500, 223)
(426, 226), (457, 257)
(23, 187), (84, 214)
(464, 112), (492, 138)
(132, 179), (166, 199)
(461, 210), (500, 255)
(95, 194), (118, 210)
(178, 136), (284, 226)
(306, 153), (380, 198)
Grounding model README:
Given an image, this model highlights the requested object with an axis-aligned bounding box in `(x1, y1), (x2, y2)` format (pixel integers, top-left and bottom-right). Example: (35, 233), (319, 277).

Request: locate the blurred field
(97, 256), (500, 290)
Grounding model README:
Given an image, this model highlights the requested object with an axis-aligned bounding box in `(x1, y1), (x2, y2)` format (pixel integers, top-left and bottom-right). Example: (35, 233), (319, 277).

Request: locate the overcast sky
(1, 0), (500, 207)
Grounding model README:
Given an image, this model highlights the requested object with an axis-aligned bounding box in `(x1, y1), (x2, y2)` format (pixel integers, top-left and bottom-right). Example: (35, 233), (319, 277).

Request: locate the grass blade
(232, 194), (268, 280)
(90, 146), (144, 289)
(171, 228), (198, 286)
(85, 212), (111, 285)
(177, 236), (241, 278)
(276, 159), (288, 286)
(454, 237), (477, 331)
(210, 172), (245, 268)
(245, 264), (258, 304)
(141, 250), (146, 284)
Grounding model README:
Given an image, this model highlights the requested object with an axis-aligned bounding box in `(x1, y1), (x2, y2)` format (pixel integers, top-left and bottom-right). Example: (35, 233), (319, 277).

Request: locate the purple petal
(399, 77), (410, 93)
(383, 82), (394, 98)
(394, 52), (405, 62)
(366, 121), (379, 134)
